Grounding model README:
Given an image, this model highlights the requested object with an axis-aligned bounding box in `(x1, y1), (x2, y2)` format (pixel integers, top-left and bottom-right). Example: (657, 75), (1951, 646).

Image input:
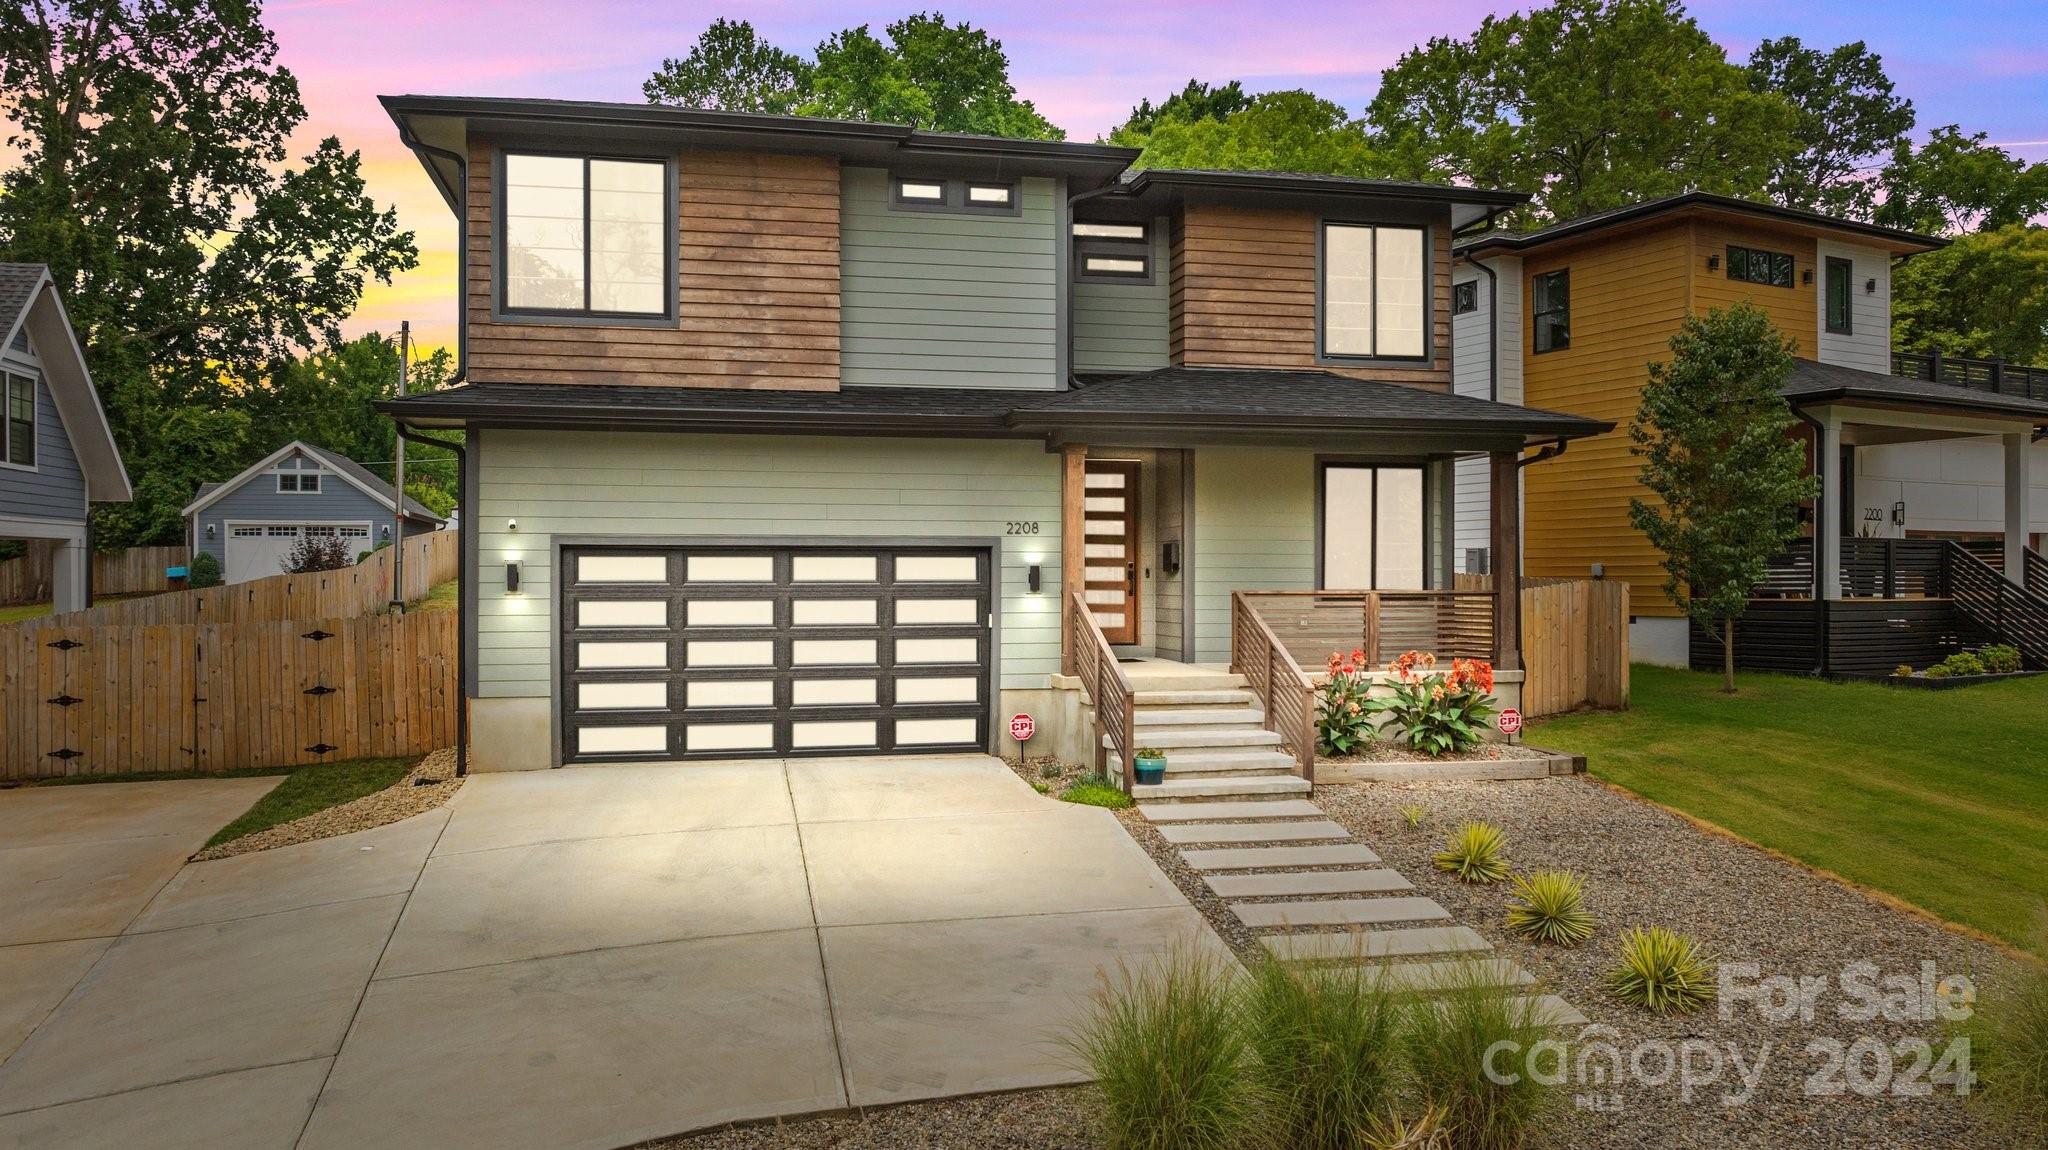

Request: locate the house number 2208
(1005, 521), (1041, 535)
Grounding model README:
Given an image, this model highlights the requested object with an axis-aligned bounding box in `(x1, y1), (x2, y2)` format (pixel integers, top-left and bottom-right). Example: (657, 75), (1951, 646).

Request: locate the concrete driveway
(0, 756), (1221, 1150)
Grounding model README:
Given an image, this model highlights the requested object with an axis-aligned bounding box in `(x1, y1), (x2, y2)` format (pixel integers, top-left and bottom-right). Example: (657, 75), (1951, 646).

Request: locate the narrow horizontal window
(1073, 219), (1153, 283)
(1727, 245), (1795, 289)
(1083, 255), (1147, 276)
(1073, 221), (1146, 241)
(502, 152), (669, 318)
(894, 179), (945, 203)
(966, 183), (1013, 206)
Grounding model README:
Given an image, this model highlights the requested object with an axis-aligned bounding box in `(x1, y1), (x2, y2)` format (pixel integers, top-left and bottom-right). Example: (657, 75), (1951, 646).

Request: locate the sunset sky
(259, 0), (2048, 356)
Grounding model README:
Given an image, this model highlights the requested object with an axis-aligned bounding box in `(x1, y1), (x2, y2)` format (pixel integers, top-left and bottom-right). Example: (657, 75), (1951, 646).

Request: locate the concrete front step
(1371, 957), (1536, 994)
(1130, 775), (1311, 801)
(1154, 820), (1350, 845)
(1518, 995), (1590, 1028)
(1233, 896), (1452, 929)
(1122, 670), (1247, 693)
(1114, 727), (1282, 752)
(1135, 706), (1267, 727)
(1133, 689), (1257, 707)
(1182, 843), (1382, 871)
(1205, 868), (1413, 898)
(1139, 799), (1325, 822)
(1262, 926), (1492, 962)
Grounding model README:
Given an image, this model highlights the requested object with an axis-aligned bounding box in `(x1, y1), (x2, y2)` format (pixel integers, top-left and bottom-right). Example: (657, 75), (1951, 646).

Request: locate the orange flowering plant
(1316, 647), (1378, 756)
(1366, 650), (1499, 756)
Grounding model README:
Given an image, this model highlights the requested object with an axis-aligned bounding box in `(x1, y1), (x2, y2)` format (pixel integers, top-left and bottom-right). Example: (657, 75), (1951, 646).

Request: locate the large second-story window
(1532, 269), (1569, 353)
(1321, 223), (1427, 360)
(3, 372), (32, 468)
(502, 153), (669, 317)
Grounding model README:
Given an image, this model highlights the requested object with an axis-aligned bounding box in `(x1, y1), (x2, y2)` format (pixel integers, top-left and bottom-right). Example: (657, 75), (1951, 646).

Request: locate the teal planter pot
(1133, 751), (1167, 787)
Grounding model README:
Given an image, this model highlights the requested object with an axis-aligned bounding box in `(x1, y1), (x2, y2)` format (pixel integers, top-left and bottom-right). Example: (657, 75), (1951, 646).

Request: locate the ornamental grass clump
(1368, 651), (1497, 757)
(1243, 958), (1403, 1150)
(1958, 927), (2048, 1137)
(1504, 870), (1596, 946)
(1317, 648), (1378, 756)
(1434, 821), (1511, 884)
(1606, 926), (1717, 1014)
(1400, 962), (1562, 1150)
(1065, 948), (1261, 1150)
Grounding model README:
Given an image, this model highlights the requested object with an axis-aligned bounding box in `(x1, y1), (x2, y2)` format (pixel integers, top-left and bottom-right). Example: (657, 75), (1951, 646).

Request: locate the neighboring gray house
(182, 441), (444, 584)
(0, 264), (133, 613)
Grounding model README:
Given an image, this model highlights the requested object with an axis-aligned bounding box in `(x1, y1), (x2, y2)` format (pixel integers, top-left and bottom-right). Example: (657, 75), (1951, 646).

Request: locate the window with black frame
(502, 153), (669, 317)
(1727, 245), (1795, 289)
(3, 372), (32, 468)
(1072, 220), (1151, 281)
(1320, 464), (1425, 590)
(1321, 222), (1427, 360)
(1825, 257), (1853, 334)
(1532, 269), (1569, 353)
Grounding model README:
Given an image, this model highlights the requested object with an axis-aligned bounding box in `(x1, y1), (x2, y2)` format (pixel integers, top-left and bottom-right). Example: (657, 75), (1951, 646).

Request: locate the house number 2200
(1005, 521), (1041, 535)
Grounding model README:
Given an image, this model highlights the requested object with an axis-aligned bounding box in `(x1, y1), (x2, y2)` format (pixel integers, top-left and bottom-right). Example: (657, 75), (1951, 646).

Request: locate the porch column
(1819, 416), (1843, 599)
(1060, 443), (1087, 675)
(1489, 451), (1522, 671)
(2005, 431), (2032, 586)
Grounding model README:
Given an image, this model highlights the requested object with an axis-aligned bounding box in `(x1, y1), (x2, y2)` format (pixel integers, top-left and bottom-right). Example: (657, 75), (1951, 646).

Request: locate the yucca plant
(1362, 1103), (1450, 1150)
(1400, 961), (1561, 1150)
(1433, 821), (1511, 884)
(1606, 926), (1717, 1014)
(1400, 803), (1428, 829)
(1243, 958), (1403, 1149)
(1504, 870), (1596, 946)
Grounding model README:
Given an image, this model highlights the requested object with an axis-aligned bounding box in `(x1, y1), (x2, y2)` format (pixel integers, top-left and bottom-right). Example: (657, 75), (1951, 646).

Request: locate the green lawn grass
(0, 602), (52, 623)
(1534, 665), (2048, 948)
(201, 757), (414, 848)
(417, 578), (459, 612)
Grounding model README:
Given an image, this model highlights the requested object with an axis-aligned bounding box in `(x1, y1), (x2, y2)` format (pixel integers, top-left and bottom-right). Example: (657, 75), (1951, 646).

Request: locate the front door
(1084, 460), (1142, 645)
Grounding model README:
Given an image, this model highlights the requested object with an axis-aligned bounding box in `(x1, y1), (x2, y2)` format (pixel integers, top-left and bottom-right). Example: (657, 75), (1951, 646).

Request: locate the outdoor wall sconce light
(381, 523), (391, 539)
(505, 561), (522, 595)
(1027, 563), (1042, 593)
(506, 518), (518, 532)
(1866, 278), (1878, 294)
(1892, 501), (1907, 526)
(1706, 254), (1720, 272)
(205, 523), (216, 539)
(1802, 268), (1814, 285)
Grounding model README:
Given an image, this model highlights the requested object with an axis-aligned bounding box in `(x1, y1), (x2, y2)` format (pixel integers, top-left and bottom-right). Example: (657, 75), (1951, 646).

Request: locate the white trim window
(275, 460), (323, 494)
(1321, 223), (1428, 360)
(2, 371), (34, 469)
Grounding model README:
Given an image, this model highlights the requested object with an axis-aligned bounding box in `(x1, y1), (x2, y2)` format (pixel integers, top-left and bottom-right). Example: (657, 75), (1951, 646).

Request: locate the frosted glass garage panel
(577, 600), (668, 628)
(578, 641), (668, 669)
(687, 640), (773, 667)
(577, 726), (667, 755)
(791, 720), (878, 749)
(687, 555), (773, 582)
(794, 679), (877, 706)
(896, 556), (977, 582)
(895, 676), (978, 704)
(686, 724), (775, 752)
(577, 682), (666, 710)
(897, 637), (978, 664)
(686, 600), (773, 627)
(895, 599), (978, 625)
(793, 639), (877, 665)
(791, 555), (877, 582)
(577, 555), (666, 583)
(896, 718), (977, 745)
(793, 600), (877, 626)
(686, 680), (774, 708)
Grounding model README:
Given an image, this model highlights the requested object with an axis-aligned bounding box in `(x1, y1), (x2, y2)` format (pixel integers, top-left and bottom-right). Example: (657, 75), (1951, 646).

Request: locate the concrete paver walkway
(0, 757), (1223, 1149)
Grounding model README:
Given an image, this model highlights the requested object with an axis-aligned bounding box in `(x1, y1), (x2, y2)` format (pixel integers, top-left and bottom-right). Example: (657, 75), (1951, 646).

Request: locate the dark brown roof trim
(1457, 192), (1945, 257)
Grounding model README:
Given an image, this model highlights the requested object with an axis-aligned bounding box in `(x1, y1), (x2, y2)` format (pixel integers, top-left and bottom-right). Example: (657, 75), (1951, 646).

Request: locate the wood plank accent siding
(466, 141), (841, 390)
(1169, 205), (1453, 391)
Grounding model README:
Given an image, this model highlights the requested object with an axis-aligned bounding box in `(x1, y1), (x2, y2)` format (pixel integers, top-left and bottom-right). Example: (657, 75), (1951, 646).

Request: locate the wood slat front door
(1084, 461), (1141, 645)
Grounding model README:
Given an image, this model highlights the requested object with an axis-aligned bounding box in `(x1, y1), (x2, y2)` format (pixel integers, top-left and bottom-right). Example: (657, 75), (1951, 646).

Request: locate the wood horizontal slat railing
(1068, 590), (1136, 792)
(1230, 592), (1318, 784)
(1840, 537), (1948, 599)
(1942, 542), (2048, 669)
(1892, 350), (2048, 402)
(1236, 590), (1496, 669)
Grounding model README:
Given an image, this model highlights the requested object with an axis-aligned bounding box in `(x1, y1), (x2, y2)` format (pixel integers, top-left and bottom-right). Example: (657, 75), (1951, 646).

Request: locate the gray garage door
(560, 544), (993, 763)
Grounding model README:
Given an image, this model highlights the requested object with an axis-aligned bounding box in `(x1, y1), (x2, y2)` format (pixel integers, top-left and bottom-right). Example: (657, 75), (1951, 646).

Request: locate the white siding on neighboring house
(1814, 239), (1890, 373)
(1450, 254), (1522, 574)
(1856, 438), (2048, 541)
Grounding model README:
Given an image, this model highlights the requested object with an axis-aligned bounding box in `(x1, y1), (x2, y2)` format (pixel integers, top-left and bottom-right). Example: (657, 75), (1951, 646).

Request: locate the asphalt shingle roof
(297, 443), (445, 522)
(1782, 358), (2048, 421)
(0, 264), (48, 344)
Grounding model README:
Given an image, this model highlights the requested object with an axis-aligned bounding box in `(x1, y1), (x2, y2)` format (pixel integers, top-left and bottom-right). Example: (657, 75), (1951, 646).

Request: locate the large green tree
(1893, 225), (2048, 366)
(644, 14), (1061, 140)
(1875, 126), (2048, 236)
(1745, 37), (1913, 219)
(1629, 303), (1818, 692)
(1114, 90), (1381, 175)
(0, 0), (417, 545)
(1106, 79), (1251, 144)
(1368, 0), (1799, 221)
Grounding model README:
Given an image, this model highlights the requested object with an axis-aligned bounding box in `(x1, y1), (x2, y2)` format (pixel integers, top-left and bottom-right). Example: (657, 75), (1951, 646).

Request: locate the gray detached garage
(559, 543), (994, 763)
(183, 441), (447, 584)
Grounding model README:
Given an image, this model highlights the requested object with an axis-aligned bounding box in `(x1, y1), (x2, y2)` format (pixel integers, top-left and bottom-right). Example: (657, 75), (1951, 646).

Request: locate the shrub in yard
(1360, 1104), (1450, 1150)
(1243, 958), (1403, 1149)
(1400, 962), (1561, 1150)
(1434, 821), (1511, 884)
(1504, 870), (1596, 946)
(1982, 644), (2024, 675)
(1606, 926), (1717, 1014)
(280, 533), (352, 574)
(1893, 663), (1915, 678)
(186, 551), (223, 588)
(1062, 774), (1134, 810)
(1065, 948), (1261, 1150)
(1038, 761), (1065, 779)
(1401, 803), (1428, 829)
(1934, 651), (1988, 678)
(1317, 648), (1378, 756)
(1958, 929), (2048, 1137)
(1368, 652), (1497, 756)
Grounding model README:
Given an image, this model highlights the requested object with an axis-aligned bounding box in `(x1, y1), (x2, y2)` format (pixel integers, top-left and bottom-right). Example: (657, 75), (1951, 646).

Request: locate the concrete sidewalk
(0, 756), (1222, 1150)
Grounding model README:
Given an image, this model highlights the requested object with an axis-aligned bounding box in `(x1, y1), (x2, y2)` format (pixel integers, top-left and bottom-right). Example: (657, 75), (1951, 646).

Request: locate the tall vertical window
(1320, 465), (1425, 590)
(1532, 269), (1570, 353)
(1825, 257), (1853, 335)
(3, 372), (32, 468)
(502, 153), (669, 317)
(1321, 223), (1427, 360)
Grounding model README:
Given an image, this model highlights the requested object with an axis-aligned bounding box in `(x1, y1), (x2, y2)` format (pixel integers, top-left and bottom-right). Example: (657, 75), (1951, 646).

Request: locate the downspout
(1517, 438), (1568, 468)
(394, 422), (469, 778)
(1792, 407), (1828, 675)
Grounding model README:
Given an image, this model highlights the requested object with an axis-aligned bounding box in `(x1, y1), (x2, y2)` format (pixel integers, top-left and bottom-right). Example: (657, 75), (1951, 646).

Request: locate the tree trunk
(1722, 615), (1737, 693)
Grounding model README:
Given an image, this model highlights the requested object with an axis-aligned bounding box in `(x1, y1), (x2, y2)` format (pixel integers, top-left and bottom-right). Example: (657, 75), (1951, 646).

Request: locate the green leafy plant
(1316, 648), (1379, 756)
(1893, 663), (1915, 678)
(1401, 803), (1429, 829)
(1064, 948), (1262, 1150)
(1038, 761), (1065, 780)
(1606, 926), (1718, 1014)
(1243, 959), (1403, 1149)
(1136, 746), (1165, 759)
(1935, 651), (1988, 677)
(186, 551), (223, 589)
(1504, 870), (1596, 946)
(1031, 781), (1050, 794)
(1434, 821), (1511, 884)
(1367, 651), (1497, 757)
(1982, 644), (2024, 675)
(1361, 1104), (1451, 1150)
(1062, 775), (1134, 810)
(1400, 962), (1562, 1150)
(1956, 926), (2048, 1136)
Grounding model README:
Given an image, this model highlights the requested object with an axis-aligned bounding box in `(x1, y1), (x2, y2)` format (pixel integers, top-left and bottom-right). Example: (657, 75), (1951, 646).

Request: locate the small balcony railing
(1891, 351), (2048, 402)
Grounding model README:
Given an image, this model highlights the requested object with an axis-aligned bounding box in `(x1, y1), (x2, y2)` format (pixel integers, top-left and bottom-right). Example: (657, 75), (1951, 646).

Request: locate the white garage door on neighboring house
(560, 544), (994, 763)
(224, 522), (372, 584)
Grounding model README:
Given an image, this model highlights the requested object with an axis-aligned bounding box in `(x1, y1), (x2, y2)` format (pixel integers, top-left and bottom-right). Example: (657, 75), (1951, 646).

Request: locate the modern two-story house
(1450, 193), (2048, 672)
(377, 96), (1605, 776)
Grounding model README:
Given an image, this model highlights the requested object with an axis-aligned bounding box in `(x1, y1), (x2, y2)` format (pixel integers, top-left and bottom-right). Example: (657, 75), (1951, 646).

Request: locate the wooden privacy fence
(93, 546), (194, 597)
(15, 530), (456, 631)
(2, 611), (456, 780)
(1519, 579), (1630, 716)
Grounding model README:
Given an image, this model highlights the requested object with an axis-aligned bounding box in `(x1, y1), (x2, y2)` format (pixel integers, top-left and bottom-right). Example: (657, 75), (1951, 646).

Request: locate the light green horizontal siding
(1072, 221), (1170, 374)
(839, 166), (1059, 389)
(1192, 448), (1317, 664)
(474, 431), (1063, 698)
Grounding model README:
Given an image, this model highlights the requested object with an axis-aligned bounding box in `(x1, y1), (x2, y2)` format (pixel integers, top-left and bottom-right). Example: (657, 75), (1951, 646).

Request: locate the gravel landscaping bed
(644, 1087), (1093, 1149)
(1324, 739), (1551, 765)
(191, 747), (462, 860)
